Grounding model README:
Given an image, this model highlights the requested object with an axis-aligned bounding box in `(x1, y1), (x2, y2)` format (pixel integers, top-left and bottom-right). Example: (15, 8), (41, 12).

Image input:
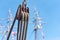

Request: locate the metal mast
(7, 0), (29, 40)
(33, 8), (44, 40)
(33, 8), (39, 40)
(0, 9), (17, 40)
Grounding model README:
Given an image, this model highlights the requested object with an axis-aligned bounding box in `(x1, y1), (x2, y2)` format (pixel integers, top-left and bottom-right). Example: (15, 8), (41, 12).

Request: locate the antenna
(33, 8), (39, 40)
(30, 8), (45, 40)
(0, 9), (17, 40)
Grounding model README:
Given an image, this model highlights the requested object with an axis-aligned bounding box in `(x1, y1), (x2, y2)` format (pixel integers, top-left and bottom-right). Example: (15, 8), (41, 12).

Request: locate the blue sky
(0, 0), (60, 40)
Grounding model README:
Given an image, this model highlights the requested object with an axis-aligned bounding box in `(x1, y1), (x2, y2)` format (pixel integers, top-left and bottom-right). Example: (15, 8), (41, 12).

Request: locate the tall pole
(33, 8), (38, 40)
(7, 0), (29, 40)
(7, 14), (16, 40)
(0, 9), (14, 40)
(19, 0), (29, 40)
(33, 8), (45, 40)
